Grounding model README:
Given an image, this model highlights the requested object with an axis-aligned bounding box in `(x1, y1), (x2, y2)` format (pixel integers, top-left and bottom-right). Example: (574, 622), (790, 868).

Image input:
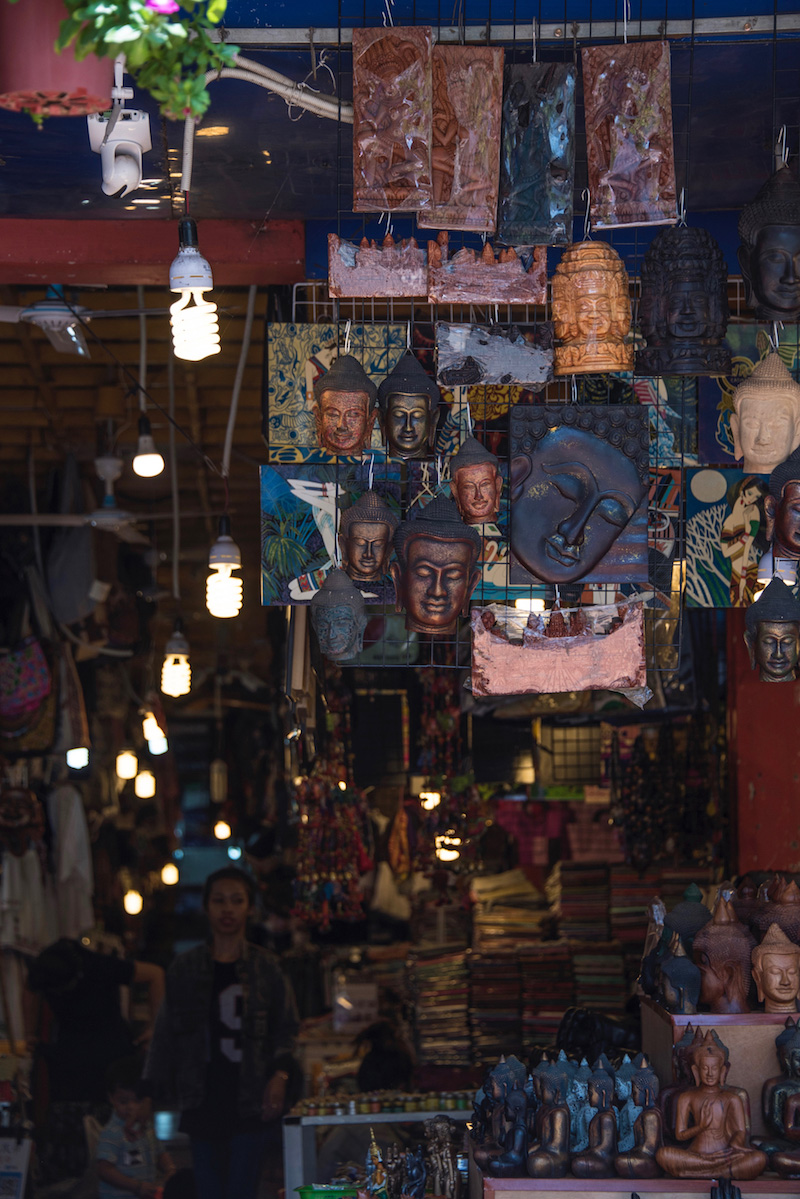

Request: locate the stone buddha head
(731, 354), (800, 476)
(551, 241), (633, 375)
(312, 353), (378, 456)
(338, 490), (399, 584)
(449, 437), (502, 524)
(692, 896), (756, 1013)
(752, 923), (800, 1013)
(390, 495), (481, 635)
(738, 166), (800, 323)
(631, 1058), (659, 1109)
(659, 933), (702, 1015)
(767, 445), (800, 559)
(309, 568), (368, 660)
(637, 225), (730, 376)
(744, 576), (800, 682)
(776, 1016), (800, 1079)
(377, 351), (441, 459)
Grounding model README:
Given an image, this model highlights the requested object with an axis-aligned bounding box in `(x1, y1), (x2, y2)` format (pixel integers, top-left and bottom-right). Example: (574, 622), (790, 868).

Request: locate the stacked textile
(519, 941), (574, 1045)
(570, 940), (627, 1013)
(407, 947), (471, 1067)
(469, 954), (522, 1065)
(548, 861), (611, 940)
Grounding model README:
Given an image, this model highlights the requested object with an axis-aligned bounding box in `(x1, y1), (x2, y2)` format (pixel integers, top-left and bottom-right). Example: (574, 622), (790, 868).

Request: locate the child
(97, 1059), (174, 1199)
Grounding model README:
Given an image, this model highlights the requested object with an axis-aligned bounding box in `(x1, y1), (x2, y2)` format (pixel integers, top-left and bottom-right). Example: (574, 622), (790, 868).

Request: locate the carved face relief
(382, 393), (433, 458)
(342, 519), (393, 583)
(391, 536), (479, 634)
(746, 225), (800, 321)
(666, 280), (711, 341)
(732, 395), (800, 474)
(315, 388), (375, 456)
(693, 1051), (726, 1089)
(746, 619), (800, 682)
(510, 426), (647, 584)
(452, 462), (502, 524)
(575, 290), (615, 341)
(755, 951), (800, 1010)
(313, 605), (364, 660)
(769, 480), (800, 557)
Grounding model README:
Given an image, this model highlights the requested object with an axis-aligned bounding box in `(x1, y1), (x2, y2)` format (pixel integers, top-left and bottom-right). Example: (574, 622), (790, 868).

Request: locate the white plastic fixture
(206, 515), (243, 618)
(66, 747), (90, 770)
(134, 770), (156, 799)
(123, 889), (144, 915)
(133, 414), (165, 478)
(169, 219), (221, 362)
(116, 749), (138, 779)
(161, 862), (179, 886)
(87, 59), (151, 198)
(161, 619), (191, 697)
(214, 819), (232, 841)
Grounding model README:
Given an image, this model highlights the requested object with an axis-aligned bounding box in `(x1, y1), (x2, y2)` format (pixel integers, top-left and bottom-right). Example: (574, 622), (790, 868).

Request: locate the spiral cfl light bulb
(169, 218), (221, 363)
(206, 565), (243, 618)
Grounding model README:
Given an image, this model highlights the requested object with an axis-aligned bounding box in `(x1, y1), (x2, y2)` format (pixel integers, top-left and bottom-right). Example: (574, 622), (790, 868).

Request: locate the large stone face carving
(509, 404), (649, 586)
(312, 354), (378, 457)
(731, 354), (800, 476)
(391, 496), (481, 635)
(582, 41), (677, 229)
(737, 166), (800, 322)
(637, 225), (731, 376)
(744, 576), (800, 683)
(551, 242), (633, 375)
(309, 569), (368, 661)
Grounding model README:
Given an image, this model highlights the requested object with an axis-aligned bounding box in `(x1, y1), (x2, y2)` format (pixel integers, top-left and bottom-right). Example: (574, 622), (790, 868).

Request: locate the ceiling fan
(0, 285), (168, 359)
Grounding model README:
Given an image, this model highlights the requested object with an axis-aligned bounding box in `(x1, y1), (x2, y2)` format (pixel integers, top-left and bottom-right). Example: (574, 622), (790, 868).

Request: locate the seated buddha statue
(615, 1057), (664, 1179)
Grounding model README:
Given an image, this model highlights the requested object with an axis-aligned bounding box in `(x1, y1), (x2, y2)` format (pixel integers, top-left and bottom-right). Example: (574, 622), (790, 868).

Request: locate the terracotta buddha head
(731, 354), (800, 476)
(744, 576), (800, 682)
(309, 569), (368, 660)
(551, 241), (633, 375)
(638, 225), (730, 376)
(752, 923), (800, 1013)
(338, 489), (399, 584)
(737, 166), (800, 323)
(312, 353), (378, 456)
(377, 351), (441, 459)
(449, 437), (502, 524)
(391, 495), (481, 635)
(692, 896), (756, 1013)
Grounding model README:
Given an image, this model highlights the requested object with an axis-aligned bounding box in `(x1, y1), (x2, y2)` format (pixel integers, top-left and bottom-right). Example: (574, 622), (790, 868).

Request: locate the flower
(145, 0), (180, 12)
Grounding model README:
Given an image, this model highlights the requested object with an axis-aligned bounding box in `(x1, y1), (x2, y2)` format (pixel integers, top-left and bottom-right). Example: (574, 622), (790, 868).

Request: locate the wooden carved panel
(497, 62), (576, 247)
(416, 45), (504, 233)
(352, 26), (433, 213)
(328, 234), (427, 298)
(427, 232), (546, 305)
(582, 41), (677, 229)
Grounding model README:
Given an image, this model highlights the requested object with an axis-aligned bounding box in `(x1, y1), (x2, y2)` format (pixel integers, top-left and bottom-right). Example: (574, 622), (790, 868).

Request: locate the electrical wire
(222, 284), (257, 480)
(167, 350), (180, 601)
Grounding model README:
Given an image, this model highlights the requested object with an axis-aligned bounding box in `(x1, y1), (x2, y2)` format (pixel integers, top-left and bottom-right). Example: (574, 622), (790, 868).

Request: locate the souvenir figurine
(487, 1084), (529, 1177)
(767, 445), (800, 560)
(615, 1058), (663, 1179)
(565, 1058), (592, 1153)
(424, 1115), (460, 1199)
(391, 496), (481, 636)
(737, 165), (800, 323)
(526, 1061), (571, 1178)
(385, 1144), (404, 1199)
(657, 1026), (697, 1141)
(658, 933), (702, 1015)
(730, 354), (800, 476)
(692, 896), (756, 1014)
(403, 1146), (427, 1199)
(449, 438), (502, 525)
(328, 233), (427, 299)
(752, 924), (800, 1013)
(377, 352), (441, 460)
(637, 225), (730, 376)
(752, 878), (800, 942)
(571, 1062), (618, 1179)
(339, 491), (399, 585)
(309, 569), (368, 661)
(510, 405), (649, 586)
(472, 1055), (527, 1170)
(733, 875), (762, 931)
(551, 241), (634, 375)
(762, 1017), (800, 1176)
(614, 1054), (638, 1153)
(655, 1030), (767, 1179)
(312, 354), (378, 456)
(366, 1128), (389, 1199)
(743, 576), (800, 683)
(664, 882), (712, 954)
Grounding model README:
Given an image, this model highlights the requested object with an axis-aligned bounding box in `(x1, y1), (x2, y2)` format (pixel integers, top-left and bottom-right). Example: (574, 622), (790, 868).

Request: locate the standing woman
(145, 868), (298, 1199)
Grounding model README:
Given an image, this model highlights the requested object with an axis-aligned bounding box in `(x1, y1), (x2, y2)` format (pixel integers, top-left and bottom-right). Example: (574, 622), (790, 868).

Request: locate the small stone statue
(377, 352), (441, 460)
(309, 569), (368, 661)
(312, 353), (378, 456)
(449, 437), (503, 525)
(551, 240), (634, 375)
(487, 1084), (528, 1177)
(472, 1055), (526, 1170)
(658, 933), (702, 1014)
(571, 1062), (618, 1179)
(762, 1017), (800, 1177)
(527, 1060), (571, 1178)
(692, 896), (756, 1014)
(655, 1030), (767, 1180)
(565, 1058), (592, 1153)
(752, 923), (800, 1013)
(637, 225), (730, 376)
(391, 496), (482, 636)
(402, 1146), (427, 1199)
(615, 1058), (663, 1179)
(339, 490), (399, 584)
(424, 1115), (459, 1199)
(730, 353), (800, 477)
(737, 165), (800, 323)
(743, 576), (800, 683)
(614, 1054), (639, 1153)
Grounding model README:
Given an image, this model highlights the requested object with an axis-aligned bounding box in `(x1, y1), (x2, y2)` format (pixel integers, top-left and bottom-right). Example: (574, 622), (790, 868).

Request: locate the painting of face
(751, 225), (800, 319)
(773, 480), (800, 557)
(666, 280), (711, 341)
(343, 519), (393, 582)
(313, 606), (361, 659)
(393, 536), (478, 634)
(315, 388), (374, 455)
(384, 393), (433, 458)
(751, 620), (800, 682)
(452, 462), (502, 523)
(733, 395), (799, 474)
(510, 425), (647, 584)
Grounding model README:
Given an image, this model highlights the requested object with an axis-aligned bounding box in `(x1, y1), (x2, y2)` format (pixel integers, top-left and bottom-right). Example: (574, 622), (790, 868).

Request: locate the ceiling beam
(0, 220), (305, 286)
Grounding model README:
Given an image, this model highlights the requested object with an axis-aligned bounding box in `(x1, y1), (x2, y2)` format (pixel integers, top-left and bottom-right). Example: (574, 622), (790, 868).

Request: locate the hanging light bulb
(420, 790), (441, 810)
(161, 618), (191, 697)
(210, 759), (228, 804)
(214, 819), (232, 840)
(161, 862), (179, 886)
(132, 414), (165, 478)
(142, 711), (164, 741)
(148, 735), (169, 756)
(116, 749), (138, 780)
(206, 515), (243, 619)
(123, 889), (144, 915)
(66, 747), (89, 770)
(227, 845), (242, 860)
(169, 218), (221, 362)
(435, 832), (462, 862)
(134, 770), (156, 799)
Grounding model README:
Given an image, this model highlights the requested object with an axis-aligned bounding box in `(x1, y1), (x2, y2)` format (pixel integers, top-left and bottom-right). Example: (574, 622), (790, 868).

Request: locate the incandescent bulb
(134, 770), (156, 799)
(161, 862), (179, 886)
(116, 749), (138, 779)
(66, 747), (89, 770)
(142, 711), (164, 741)
(206, 565), (243, 618)
(214, 820), (232, 841)
(123, 889), (144, 915)
(132, 415), (164, 478)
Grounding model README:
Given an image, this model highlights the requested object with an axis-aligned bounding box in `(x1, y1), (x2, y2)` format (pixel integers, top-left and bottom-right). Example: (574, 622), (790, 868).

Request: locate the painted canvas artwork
(685, 467), (770, 608)
(260, 463), (402, 605)
(266, 323), (406, 463)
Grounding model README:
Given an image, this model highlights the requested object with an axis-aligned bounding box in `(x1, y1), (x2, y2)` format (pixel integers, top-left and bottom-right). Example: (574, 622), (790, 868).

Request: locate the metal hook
(382, 0), (394, 27)
(406, 321), (411, 350)
(308, 28), (317, 79)
(571, 375), (578, 404)
(343, 319), (352, 354)
(582, 188), (592, 240)
(678, 187), (687, 227)
(368, 454), (375, 490)
(775, 126), (789, 171)
(622, 0), (630, 43)
(532, 18), (537, 61)
(770, 321), (784, 352)
(436, 455), (443, 487)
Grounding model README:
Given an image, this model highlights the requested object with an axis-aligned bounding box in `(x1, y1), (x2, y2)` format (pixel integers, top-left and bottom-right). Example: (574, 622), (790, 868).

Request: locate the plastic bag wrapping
(352, 26), (433, 213)
(417, 45), (504, 233)
(328, 233), (427, 298)
(468, 601), (649, 702)
(427, 235), (546, 305)
(582, 41), (677, 229)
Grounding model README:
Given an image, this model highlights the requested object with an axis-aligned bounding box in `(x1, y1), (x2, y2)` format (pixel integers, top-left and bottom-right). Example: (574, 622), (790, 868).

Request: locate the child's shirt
(97, 1112), (158, 1199)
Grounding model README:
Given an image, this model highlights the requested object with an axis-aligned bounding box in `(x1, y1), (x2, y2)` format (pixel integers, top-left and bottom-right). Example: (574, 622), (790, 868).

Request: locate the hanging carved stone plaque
(427, 232), (546, 305)
(352, 26), (433, 213)
(416, 45), (504, 234)
(497, 62), (576, 247)
(551, 241), (633, 375)
(582, 41), (677, 229)
(328, 234), (427, 298)
(436, 321), (554, 388)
